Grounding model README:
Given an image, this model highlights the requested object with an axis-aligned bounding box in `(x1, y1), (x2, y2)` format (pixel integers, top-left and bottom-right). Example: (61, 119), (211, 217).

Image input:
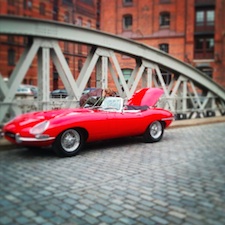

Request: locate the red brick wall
(0, 0), (97, 89)
(100, 0), (225, 89)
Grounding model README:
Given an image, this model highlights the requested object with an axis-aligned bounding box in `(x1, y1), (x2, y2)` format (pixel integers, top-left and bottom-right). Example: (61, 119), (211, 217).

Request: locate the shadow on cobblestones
(20, 148), (56, 157)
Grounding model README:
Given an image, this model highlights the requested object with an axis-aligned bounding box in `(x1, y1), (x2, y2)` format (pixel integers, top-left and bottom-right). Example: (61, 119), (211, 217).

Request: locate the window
(23, 0), (27, 9)
(8, 0), (15, 6)
(155, 68), (172, 86)
(86, 20), (91, 28)
(196, 9), (214, 27)
(76, 17), (83, 26)
(64, 42), (69, 52)
(23, 0), (32, 10)
(123, 0), (133, 6)
(194, 36), (214, 59)
(7, 10), (15, 15)
(122, 69), (132, 83)
(160, 0), (170, 3)
(64, 12), (70, 23)
(63, 0), (72, 4)
(78, 59), (83, 72)
(160, 12), (170, 27)
(159, 43), (169, 53)
(123, 15), (133, 30)
(196, 11), (204, 25)
(8, 49), (15, 66)
(196, 66), (213, 78)
(53, 71), (59, 90)
(23, 37), (29, 45)
(27, 0), (32, 9)
(53, 6), (58, 20)
(39, 3), (45, 15)
(8, 36), (15, 44)
(78, 44), (82, 54)
(66, 57), (70, 66)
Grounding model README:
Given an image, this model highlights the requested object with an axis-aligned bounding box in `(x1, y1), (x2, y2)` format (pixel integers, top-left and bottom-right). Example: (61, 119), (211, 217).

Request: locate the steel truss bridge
(0, 16), (225, 124)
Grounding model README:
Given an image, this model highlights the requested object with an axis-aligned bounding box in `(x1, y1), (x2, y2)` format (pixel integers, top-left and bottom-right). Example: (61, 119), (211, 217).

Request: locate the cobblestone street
(0, 122), (225, 225)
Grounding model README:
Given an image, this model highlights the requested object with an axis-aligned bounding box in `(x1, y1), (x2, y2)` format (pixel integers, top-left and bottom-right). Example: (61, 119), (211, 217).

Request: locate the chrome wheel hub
(61, 129), (80, 152)
(150, 121), (162, 139)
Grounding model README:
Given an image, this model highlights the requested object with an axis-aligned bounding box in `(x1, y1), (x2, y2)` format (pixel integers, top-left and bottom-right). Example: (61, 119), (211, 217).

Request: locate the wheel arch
(72, 127), (89, 141)
(160, 120), (166, 129)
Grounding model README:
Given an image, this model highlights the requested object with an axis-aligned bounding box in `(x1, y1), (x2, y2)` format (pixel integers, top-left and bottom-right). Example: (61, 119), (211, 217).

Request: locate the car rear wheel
(53, 129), (84, 157)
(143, 121), (164, 143)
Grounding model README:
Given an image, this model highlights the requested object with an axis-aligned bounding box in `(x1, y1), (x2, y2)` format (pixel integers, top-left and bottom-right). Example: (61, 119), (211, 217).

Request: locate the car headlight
(30, 121), (49, 135)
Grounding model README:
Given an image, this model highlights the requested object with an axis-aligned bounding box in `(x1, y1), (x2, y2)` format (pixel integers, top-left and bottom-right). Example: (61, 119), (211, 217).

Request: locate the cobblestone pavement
(0, 123), (225, 225)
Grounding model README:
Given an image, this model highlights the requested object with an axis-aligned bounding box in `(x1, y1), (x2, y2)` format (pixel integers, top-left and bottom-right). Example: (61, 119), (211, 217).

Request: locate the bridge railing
(1, 94), (224, 124)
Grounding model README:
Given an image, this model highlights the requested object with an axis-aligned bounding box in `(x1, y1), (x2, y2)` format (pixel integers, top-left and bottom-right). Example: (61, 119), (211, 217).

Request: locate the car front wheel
(53, 129), (84, 157)
(143, 121), (164, 143)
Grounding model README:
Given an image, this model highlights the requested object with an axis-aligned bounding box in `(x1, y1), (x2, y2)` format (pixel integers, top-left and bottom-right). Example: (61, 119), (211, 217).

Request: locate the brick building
(99, 0), (225, 88)
(0, 0), (224, 91)
(0, 0), (96, 89)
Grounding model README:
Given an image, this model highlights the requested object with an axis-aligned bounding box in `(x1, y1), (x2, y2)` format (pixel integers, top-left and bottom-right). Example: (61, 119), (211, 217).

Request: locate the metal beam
(38, 46), (50, 110)
(51, 40), (80, 100)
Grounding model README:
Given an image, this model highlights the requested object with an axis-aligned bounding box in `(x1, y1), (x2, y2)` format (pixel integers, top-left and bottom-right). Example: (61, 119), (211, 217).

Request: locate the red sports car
(2, 88), (173, 157)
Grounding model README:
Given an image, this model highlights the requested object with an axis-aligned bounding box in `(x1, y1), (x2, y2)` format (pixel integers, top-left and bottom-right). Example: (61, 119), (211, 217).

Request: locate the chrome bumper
(15, 133), (55, 143)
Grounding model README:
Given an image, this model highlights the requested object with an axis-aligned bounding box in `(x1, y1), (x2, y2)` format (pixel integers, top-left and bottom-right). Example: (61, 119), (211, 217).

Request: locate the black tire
(53, 129), (84, 157)
(143, 121), (164, 143)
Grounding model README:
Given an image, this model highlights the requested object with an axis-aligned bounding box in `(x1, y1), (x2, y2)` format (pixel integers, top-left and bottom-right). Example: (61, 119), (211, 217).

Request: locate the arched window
(123, 14), (133, 30)
(160, 12), (170, 27)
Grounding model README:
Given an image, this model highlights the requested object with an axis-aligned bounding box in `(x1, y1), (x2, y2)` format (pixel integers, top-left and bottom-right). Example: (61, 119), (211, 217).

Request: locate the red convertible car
(2, 88), (173, 157)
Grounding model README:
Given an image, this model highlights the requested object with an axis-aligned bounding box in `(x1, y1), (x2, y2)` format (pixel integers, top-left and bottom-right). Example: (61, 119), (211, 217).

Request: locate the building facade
(0, 0), (96, 89)
(99, 0), (225, 88)
(0, 0), (224, 91)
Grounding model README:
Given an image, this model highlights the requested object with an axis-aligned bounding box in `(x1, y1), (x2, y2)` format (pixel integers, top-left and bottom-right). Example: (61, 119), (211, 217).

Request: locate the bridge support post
(101, 56), (108, 90)
(38, 46), (50, 110)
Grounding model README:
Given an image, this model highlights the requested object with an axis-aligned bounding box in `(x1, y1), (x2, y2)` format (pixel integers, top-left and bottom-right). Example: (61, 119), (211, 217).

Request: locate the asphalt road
(0, 122), (225, 225)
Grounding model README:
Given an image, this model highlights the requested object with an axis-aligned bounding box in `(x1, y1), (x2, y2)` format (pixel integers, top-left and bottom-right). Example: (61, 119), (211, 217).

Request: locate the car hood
(4, 108), (92, 130)
(127, 88), (164, 106)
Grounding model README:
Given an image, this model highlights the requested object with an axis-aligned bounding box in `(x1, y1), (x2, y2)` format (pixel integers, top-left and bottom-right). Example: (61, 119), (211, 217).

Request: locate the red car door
(105, 110), (145, 138)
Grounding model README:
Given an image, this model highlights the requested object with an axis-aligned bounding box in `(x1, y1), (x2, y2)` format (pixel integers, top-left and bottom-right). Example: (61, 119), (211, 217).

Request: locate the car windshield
(100, 97), (123, 112)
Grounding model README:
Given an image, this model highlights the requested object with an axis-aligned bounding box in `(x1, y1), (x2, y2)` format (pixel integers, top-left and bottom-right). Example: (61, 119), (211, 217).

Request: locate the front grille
(5, 132), (16, 140)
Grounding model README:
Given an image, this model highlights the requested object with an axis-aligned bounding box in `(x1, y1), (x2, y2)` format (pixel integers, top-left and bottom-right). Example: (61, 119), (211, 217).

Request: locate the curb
(1, 116), (225, 151)
(169, 116), (225, 129)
